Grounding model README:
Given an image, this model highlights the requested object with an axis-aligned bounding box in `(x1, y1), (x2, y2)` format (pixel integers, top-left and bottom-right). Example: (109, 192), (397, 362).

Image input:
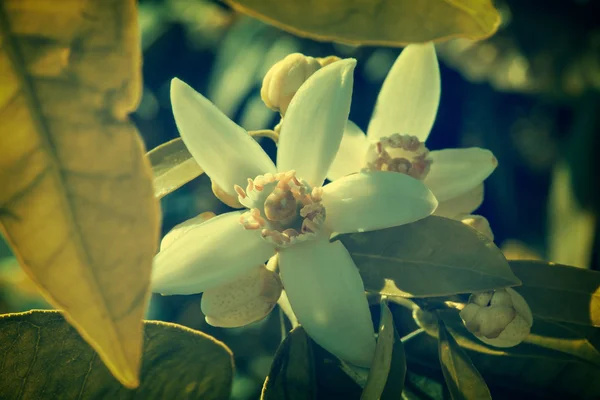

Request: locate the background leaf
(224, 0), (501, 46)
(362, 301), (406, 400)
(510, 260), (600, 327)
(338, 217), (520, 298)
(0, 310), (233, 399)
(147, 137), (204, 199)
(262, 326), (316, 400)
(0, 0), (159, 386)
(434, 309), (600, 367)
(438, 319), (492, 400)
(392, 304), (600, 399)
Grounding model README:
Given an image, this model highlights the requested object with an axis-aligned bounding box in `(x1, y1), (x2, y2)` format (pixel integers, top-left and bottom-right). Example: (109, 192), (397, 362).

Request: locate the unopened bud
(460, 288), (533, 347)
(316, 55), (341, 67)
(261, 53), (322, 115)
(212, 179), (243, 208)
(461, 214), (494, 241)
(201, 262), (282, 328)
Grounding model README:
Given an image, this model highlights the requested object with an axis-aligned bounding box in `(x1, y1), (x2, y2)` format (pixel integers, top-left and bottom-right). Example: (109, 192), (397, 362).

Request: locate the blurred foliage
(0, 311), (234, 399)
(225, 0), (501, 46)
(0, 0), (160, 386)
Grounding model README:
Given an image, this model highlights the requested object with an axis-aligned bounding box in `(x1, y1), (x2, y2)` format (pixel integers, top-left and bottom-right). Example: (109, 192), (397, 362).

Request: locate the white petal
(201, 265), (282, 328)
(278, 240), (375, 366)
(171, 78), (276, 196)
(152, 211), (275, 295)
(160, 212), (216, 251)
(322, 171), (437, 234)
(367, 43), (440, 142)
(327, 121), (369, 181)
(461, 214), (494, 241)
(277, 59), (356, 187)
(434, 184), (483, 218)
(424, 148), (497, 202)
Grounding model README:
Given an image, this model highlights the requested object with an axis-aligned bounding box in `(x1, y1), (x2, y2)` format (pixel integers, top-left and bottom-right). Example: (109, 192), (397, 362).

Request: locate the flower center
(234, 171), (326, 248)
(364, 134), (432, 180)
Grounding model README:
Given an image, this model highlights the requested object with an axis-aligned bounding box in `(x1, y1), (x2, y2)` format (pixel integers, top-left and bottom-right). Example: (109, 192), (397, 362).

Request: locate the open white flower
(152, 60), (438, 366)
(327, 44), (497, 227)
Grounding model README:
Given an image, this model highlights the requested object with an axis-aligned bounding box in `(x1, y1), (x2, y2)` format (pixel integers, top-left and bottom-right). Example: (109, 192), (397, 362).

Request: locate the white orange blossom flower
(151, 60), (438, 366)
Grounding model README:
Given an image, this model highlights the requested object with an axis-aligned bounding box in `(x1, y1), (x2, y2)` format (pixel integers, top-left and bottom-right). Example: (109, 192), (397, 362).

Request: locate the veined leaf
(312, 339), (362, 399)
(262, 327), (316, 400)
(147, 138), (203, 199)
(0, 0), (159, 387)
(338, 216), (520, 298)
(510, 260), (600, 327)
(0, 311), (233, 399)
(362, 302), (406, 400)
(394, 305), (600, 398)
(438, 319), (492, 400)
(434, 309), (600, 367)
(225, 0), (501, 46)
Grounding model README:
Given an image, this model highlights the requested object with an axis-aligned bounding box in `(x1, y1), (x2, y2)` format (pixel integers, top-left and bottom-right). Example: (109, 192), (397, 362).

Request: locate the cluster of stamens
(235, 171), (326, 248)
(365, 133), (432, 180)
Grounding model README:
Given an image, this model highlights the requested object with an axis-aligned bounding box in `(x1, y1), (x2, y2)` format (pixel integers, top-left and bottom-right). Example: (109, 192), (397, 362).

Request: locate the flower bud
(261, 53), (322, 115)
(461, 214), (494, 241)
(201, 262), (282, 328)
(460, 288), (533, 347)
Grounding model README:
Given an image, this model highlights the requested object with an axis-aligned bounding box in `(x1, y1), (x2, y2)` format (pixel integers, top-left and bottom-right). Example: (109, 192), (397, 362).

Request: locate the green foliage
(0, 311), (234, 399)
(147, 138), (204, 199)
(0, 0), (159, 386)
(338, 216), (521, 298)
(510, 260), (600, 326)
(438, 319), (492, 399)
(362, 302), (406, 400)
(262, 327), (316, 399)
(225, 0), (501, 46)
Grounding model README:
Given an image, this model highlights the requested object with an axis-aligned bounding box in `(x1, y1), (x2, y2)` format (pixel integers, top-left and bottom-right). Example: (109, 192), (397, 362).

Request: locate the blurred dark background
(1, 0), (599, 398)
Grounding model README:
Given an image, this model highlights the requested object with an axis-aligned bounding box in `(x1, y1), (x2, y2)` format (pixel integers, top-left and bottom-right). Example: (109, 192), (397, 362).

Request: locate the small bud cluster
(460, 288), (533, 348)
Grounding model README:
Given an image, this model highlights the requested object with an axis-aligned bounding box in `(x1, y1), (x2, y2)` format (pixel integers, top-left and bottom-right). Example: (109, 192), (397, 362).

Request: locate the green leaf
(147, 138), (204, 199)
(0, 310), (234, 399)
(338, 216), (520, 298)
(0, 0), (160, 387)
(312, 340), (362, 399)
(438, 319), (492, 400)
(224, 0), (501, 46)
(435, 309), (600, 367)
(394, 305), (600, 398)
(509, 260), (600, 327)
(262, 326), (316, 400)
(362, 302), (406, 400)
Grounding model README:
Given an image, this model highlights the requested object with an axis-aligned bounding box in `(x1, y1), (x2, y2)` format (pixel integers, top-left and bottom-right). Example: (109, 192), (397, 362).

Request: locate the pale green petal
(152, 211), (275, 295)
(322, 171), (437, 234)
(277, 59), (356, 187)
(424, 148), (497, 202)
(434, 184), (484, 218)
(171, 78), (276, 196)
(327, 121), (368, 181)
(279, 239), (376, 366)
(367, 43), (440, 142)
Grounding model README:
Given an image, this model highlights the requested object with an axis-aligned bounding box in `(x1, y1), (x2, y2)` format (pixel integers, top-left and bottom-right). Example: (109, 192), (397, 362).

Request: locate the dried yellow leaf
(0, 0), (159, 388)
(225, 0), (501, 46)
